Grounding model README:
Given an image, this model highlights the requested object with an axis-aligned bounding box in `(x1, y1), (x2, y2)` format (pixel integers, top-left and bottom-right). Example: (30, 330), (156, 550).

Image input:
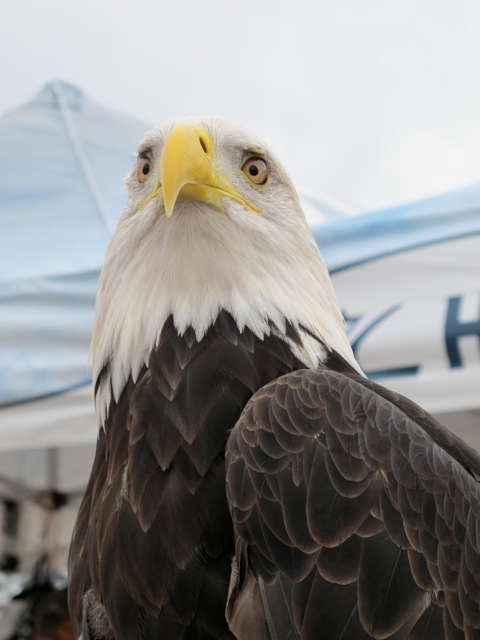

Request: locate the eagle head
(91, 117), (360, 424)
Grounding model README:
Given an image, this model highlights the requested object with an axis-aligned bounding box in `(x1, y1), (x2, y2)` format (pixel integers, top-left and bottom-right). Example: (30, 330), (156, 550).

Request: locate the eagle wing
(225, 368), (480, 639)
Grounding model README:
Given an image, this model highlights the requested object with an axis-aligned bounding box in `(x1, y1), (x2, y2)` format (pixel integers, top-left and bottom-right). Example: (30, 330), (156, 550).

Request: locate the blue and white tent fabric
(0, 81), (149, 453)
(0, 81), (152, 580)
(313, 187), (480, 445)
(0, 81), (479, 584)
(0, 81), (479, 464)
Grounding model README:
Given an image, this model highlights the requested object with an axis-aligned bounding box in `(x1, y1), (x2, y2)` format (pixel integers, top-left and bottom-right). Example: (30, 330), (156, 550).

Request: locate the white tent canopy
(0, 81), (479, 577)
(1, 81), (150, 455)
(0, 81), (152, 580)
(314, 187), (480, 447)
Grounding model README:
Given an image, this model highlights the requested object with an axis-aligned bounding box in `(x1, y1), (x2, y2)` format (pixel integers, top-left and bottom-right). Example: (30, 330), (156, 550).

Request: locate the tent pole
(47, 447), (58, 490)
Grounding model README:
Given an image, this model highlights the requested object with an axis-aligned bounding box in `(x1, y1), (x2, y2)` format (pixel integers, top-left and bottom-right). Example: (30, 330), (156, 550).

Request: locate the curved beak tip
(157, 123), (262, 218)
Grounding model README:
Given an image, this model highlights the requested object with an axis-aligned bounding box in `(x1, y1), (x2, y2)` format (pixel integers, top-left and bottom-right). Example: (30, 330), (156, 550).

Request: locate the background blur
(3, 0), (480, 210)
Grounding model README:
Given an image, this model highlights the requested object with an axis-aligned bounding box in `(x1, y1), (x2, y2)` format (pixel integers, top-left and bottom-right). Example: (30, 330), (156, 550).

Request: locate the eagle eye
(242, 157), (268, 186)
(137, 158), (151, 183)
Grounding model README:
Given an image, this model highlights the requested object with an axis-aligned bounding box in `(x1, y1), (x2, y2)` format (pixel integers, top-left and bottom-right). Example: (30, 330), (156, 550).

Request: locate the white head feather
(91, 117), (361, 425)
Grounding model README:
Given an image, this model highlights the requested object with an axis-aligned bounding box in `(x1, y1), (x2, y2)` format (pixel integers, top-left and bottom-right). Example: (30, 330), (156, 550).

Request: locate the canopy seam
(51, 81), (115, 235)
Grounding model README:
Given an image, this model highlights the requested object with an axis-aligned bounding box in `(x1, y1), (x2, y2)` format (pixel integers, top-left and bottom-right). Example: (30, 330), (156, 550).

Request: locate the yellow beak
(143, 124), (261, 218)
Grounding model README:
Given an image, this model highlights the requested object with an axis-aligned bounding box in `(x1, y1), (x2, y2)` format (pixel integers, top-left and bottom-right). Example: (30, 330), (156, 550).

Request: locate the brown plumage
(69, 313), (306, 638)
(68, 118), (480, 639)
(226, 367), (480, 639)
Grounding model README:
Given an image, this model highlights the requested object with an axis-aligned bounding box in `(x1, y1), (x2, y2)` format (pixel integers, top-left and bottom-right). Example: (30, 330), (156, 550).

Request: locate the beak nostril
(199, 136), (208, 154)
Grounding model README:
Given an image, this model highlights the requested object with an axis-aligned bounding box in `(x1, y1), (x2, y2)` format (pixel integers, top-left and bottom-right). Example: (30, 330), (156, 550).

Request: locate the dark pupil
(249, 164), (259, 176)
(142, 162), (150, 175)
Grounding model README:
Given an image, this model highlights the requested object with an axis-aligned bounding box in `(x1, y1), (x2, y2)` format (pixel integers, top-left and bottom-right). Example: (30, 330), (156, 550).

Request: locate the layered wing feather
(225, 368), (480, 640)
(68, 313), (307, 640)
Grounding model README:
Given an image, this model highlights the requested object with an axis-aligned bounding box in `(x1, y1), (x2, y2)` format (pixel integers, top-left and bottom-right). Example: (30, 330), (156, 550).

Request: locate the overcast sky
(2, 0), (480, 210)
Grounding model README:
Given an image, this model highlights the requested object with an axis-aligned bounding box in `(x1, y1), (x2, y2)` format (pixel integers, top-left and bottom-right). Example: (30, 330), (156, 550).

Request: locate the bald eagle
(68, 118), (480, 640)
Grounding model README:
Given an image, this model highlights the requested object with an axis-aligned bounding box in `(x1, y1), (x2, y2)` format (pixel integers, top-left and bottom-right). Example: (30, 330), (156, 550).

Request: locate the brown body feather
(226, 368), (480, 639)
(69, 312), (307, 639)
(70, 312), (480, 639)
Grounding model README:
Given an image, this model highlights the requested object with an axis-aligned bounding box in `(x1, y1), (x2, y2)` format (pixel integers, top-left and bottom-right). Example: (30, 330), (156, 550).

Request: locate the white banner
(332, 234), (480, 416)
